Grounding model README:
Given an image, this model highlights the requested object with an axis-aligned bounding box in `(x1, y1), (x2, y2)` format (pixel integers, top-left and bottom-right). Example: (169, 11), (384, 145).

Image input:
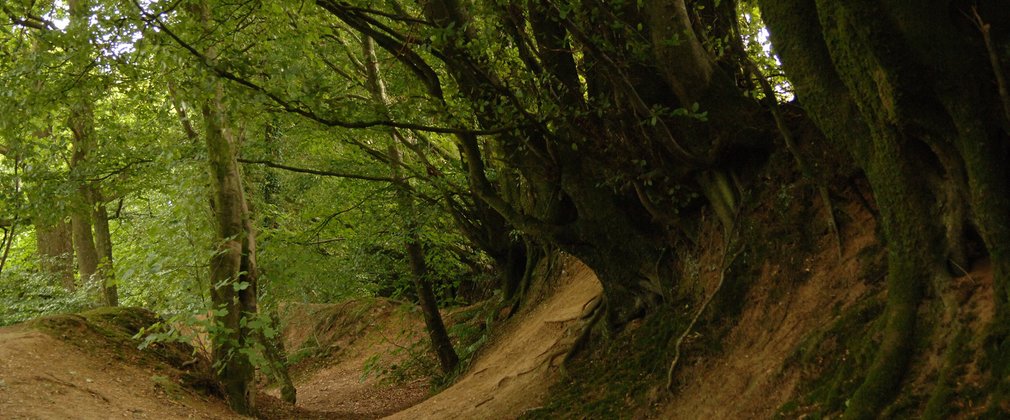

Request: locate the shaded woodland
(1, 0), (1009, 418)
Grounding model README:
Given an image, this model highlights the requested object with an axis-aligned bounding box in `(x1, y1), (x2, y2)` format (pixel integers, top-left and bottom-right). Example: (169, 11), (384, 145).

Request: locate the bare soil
(0, 325), (237, 419)
(8, 209), (963, 419)
(0, 261), (600, 420)
(390, 257), (602, 419)
(661, 200), (878, 418)
(269, 300), (431, 418)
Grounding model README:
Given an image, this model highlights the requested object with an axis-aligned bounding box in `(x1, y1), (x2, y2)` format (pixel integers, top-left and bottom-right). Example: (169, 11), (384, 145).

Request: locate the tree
(192, 1), (260, 412)
(4, 1), (1004, 416)
(363, 35), (459, 374)
(759, 1), (1010, 416)
(314, 0), (771, 330)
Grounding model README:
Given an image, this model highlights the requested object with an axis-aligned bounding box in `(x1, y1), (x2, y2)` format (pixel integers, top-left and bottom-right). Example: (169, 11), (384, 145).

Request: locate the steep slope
(390, 257), (602, 419)
(662, 201), (878, 418)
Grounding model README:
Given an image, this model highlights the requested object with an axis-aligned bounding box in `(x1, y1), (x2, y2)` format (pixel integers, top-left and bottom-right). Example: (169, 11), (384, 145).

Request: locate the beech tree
(307, 0), (1009, 414)
(363, 35), (459, 373)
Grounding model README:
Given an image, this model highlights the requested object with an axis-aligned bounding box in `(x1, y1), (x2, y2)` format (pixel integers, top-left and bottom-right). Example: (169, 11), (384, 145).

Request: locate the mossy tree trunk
(202, 84), (259, 415)
(759, 0), (1010, 416)
(197, 1), (259, 414)
(399, 0), (766, 329)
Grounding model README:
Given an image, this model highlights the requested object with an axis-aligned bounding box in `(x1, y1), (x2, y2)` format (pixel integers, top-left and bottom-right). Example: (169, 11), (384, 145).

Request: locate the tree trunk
(35, 219), (76, 290)
(69, 211), (98, 288)
(759, 0), (1009, 416)
(363, 35), (459, 374)
(198, 2), (258, 414)
(67, 0), (116, 305)
(92, 195), (118, 306)
(203, 90), (258, 415)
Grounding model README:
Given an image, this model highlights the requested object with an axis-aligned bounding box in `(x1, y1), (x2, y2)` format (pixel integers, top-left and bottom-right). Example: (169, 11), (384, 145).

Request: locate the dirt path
(283, 343), (429, 418)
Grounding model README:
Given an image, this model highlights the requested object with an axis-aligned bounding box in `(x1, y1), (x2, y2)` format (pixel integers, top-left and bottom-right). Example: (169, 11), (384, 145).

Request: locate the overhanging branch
(132, 0), (510, 136)
(237, 158), (396, 182)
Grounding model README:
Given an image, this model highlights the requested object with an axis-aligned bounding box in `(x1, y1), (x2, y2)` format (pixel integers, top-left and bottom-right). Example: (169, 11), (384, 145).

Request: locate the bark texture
(35, 220), (76, 290)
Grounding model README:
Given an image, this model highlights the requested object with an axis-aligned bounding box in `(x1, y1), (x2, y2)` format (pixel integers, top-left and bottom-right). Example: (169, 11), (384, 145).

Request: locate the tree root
(666, 225), (743, 391)
(562, 297), (606, 369)
(970, 7), (1010, 125)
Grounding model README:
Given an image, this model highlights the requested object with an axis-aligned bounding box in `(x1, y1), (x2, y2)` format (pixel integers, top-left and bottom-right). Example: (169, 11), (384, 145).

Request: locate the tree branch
(132, 0), (509, 136)
(1, 5), (56, 31)
(237, 158), (396, 182)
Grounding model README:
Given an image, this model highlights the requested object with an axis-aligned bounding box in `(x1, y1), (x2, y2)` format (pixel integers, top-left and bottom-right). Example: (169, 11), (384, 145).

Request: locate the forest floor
(263, 256), (603, 419)
(0, 311), (239, 419)
(4, 199), (990, 418)
(0, 257), (601, 419)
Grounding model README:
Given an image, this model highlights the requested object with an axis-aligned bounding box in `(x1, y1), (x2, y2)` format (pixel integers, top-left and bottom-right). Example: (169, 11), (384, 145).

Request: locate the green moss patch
(523, 306), (689, 419)
(776, 295), (886, 417)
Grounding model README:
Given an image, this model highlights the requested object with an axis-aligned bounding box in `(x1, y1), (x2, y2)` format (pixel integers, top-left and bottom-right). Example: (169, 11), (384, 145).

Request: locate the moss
(523, 306), (688, 419)
(777, 295), (886, 418)
(27, 307), (217, 396)
(151, 374), (185, 401)
(921, 327), (970, 419)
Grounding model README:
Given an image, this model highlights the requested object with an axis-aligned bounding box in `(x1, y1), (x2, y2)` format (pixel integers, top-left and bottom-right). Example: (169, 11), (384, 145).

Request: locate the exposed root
(580, 294), (603, 319)
(475, 395), (495, 407)
(818, 186), (843, 259)
(508, 247), (552, 318)
(970, 7), (1010, 126)
(562, 298), (606, 369)
(666, 224), (743, 391)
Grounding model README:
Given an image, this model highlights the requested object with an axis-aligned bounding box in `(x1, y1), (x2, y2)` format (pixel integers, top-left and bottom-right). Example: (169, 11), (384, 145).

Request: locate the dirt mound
(0, 307), (235, 419)
(389, 256), (602, 419)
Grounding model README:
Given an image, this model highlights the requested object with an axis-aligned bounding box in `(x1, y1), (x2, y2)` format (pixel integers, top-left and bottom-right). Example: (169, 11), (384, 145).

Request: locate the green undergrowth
(522, 305), (690, 419)
(29, 306), (218, 395)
